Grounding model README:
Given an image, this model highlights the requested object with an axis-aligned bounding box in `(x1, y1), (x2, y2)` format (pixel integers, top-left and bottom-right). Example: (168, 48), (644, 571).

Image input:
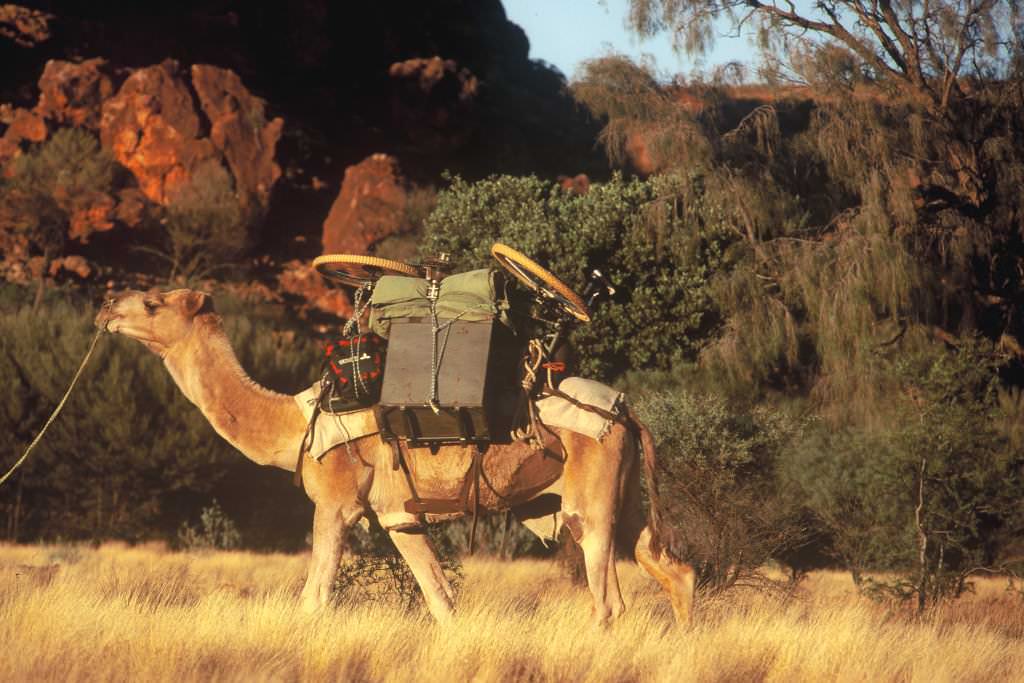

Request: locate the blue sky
(502, 0), (762, 80)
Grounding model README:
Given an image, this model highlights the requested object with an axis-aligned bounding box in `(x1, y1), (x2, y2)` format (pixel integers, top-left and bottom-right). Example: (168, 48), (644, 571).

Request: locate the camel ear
(182, 291), (211, 317)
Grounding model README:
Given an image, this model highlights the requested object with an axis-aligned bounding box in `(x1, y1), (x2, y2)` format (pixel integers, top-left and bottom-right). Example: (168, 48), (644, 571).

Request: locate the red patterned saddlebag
(319, 333), (386, 413)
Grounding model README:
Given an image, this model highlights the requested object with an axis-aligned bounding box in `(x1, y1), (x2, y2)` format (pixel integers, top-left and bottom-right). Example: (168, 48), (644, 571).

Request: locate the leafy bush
(147, 164), (252, 282)
(0, 127), (117, 257)
(421, 172), (731, 380)
(634, 388), (806, 594)
(176, 499), (242, 551)
(0, 285), (319, 543)
(782, 341), (1024, 609)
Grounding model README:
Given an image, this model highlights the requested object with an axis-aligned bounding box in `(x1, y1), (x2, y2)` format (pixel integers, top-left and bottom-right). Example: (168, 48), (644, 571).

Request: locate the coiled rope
(0, 328), (104, 487)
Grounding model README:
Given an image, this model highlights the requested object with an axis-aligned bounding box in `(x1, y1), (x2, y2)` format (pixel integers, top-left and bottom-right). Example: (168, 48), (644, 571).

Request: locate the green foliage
(783, 341), (1024, 608)
(0, 128), (117, 255)
(146, 164), (251, 282)
(0, 285), (319, 543)
(634, 387), (806, 594)
(573, 19), (1024, 605)
(176, 500), (242, 551)
(625, 1), (1019, 102)
(421, 172), (730, 380)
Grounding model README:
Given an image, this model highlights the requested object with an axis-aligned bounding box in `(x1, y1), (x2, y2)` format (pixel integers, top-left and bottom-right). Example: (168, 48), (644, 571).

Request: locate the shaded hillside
(2, 1), (606, 256)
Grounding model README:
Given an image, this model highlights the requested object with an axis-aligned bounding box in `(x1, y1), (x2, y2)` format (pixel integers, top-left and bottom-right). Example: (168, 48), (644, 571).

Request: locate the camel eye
(143, 299), (160, 314)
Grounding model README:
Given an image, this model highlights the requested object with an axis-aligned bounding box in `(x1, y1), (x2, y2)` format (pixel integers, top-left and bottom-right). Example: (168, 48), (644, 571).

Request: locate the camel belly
(367, 437), (565, 528)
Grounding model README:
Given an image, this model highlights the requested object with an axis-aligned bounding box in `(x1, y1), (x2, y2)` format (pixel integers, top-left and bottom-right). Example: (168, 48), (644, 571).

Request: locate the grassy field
(1, 542), (1023, 682)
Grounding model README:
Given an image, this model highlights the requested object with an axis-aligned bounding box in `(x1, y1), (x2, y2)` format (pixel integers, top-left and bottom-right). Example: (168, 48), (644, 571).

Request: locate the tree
(421, 173), (730, 380)
(568, 3), (1024, 604)
(782, 341), (1024, 609)
(627, 1), (1020, 106)
(0, 128), (117, 305)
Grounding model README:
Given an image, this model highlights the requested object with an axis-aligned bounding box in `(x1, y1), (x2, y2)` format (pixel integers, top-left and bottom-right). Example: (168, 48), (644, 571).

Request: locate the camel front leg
(301, 504), (359, 613)
(388, 529), (455, 622)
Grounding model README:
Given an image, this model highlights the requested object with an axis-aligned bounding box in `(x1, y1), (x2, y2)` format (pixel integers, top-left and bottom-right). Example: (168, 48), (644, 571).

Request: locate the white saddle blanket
(294, 376), (623, 459)
(535, 377), (624, 441)
(294, 381), (379, 460)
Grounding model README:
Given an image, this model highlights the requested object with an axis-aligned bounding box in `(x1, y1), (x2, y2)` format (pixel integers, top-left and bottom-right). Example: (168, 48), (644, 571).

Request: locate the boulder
(191, 64), (283, 210)
(321, 153), (409, 255)
(99, 60), (215, 205)
(99, 60), (283, 210)
(35, 58), (115, 129)
(277, 259), (352, 318)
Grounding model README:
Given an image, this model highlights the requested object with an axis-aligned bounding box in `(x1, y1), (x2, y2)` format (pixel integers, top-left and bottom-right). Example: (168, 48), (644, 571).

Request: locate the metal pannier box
(377, 317), (520, 445)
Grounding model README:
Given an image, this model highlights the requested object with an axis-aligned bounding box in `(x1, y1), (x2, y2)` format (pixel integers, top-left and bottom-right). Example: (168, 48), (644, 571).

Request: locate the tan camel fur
(95, 288), (695, 625)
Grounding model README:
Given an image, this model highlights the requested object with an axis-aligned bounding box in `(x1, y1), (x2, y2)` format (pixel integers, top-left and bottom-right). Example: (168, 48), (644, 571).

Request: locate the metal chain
(427, 290), (441, 414)
(343, 285), (372, 399)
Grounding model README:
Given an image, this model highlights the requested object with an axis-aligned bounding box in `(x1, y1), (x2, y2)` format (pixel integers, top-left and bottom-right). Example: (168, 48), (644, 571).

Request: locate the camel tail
(625, 405), (665, 558)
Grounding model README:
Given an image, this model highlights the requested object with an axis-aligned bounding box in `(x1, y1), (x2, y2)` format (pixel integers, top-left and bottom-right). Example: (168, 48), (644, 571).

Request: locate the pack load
(369, 268), (519, 445)
(367, 268), (511, 338)
(318, 332), (386, 414)
(310, 247), (613, 448)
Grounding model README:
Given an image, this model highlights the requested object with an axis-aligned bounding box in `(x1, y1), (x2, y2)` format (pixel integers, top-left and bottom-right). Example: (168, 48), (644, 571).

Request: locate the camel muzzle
(94, 297), (118, 332)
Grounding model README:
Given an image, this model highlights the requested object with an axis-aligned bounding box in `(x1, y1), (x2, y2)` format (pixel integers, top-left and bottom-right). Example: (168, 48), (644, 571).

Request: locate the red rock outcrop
(321, 153), (409, 255)
(0, 107), (46, 168)
(97, 60), (282, 210)
(557, 174), (591, 195)
(1, 57), (282, 280)
(99, 60), (216, 206)
(191, 64), (283, 210)
(35, 58), (115, 128)
(0, 4), (52, 47)
(388, 57), (477, 153)
(277, 259), (352, 318)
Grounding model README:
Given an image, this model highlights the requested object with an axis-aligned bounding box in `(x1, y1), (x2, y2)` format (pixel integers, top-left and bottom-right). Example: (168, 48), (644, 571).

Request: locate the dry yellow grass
(2, 542), (1023, 682)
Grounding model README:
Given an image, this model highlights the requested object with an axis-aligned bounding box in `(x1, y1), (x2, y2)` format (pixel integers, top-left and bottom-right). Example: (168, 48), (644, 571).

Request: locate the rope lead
(0, 328), (105, 487)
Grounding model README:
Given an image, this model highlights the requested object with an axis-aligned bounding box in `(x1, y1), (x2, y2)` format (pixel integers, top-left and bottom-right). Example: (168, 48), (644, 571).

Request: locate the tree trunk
(915, 456), (928, 613)
(32, 248), (51, 313)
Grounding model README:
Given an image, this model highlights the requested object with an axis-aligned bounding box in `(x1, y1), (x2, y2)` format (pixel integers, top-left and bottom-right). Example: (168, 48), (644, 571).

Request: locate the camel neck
(162, 315), (306, 470)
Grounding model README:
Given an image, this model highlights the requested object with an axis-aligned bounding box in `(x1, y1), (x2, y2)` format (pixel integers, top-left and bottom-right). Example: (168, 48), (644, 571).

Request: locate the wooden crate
(378, 318), (520, 445)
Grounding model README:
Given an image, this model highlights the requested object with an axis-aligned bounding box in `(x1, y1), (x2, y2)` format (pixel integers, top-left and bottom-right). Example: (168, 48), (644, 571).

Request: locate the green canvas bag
(368, 268), (511, 338)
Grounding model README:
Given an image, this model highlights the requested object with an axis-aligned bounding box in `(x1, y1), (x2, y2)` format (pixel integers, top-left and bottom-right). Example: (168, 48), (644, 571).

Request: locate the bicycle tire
(490, 243), (591, 322)
(313, 253), (421, 287)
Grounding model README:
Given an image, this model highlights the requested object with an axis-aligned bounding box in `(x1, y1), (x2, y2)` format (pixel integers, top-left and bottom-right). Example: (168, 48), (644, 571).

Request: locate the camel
(94, 288), (695, 625)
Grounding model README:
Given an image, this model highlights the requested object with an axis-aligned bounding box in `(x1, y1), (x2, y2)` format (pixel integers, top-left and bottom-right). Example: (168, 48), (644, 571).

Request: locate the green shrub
(0, 127), (117, 257)
(148, 164), (252, 282)
(176, 500), (242, 551)
(0, 285), (319, 543)
(633, 388), (806, 594)
(421, 172), (730, 380)
(782, 341), (1024, 609)
(336, 522), (462, 612)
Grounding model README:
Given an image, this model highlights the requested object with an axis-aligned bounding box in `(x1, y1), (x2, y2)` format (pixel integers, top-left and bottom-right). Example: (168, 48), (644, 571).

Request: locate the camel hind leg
(561, 430), (629, 626)
(634, 526), (695, 625)
(617, 448), (695, 626)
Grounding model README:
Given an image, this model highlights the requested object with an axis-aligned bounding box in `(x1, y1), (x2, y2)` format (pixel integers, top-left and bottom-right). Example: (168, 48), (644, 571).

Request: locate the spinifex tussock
(2, 543), (1023, 682)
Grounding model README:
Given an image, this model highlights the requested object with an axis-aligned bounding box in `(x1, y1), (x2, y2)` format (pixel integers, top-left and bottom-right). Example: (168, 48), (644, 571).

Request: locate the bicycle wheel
(313, 254), (421, 287)
(490, 243), (591, 322)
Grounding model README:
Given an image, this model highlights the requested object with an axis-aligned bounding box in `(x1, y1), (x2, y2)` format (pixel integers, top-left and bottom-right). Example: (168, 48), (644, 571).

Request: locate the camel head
(95, 288), (212, 356)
